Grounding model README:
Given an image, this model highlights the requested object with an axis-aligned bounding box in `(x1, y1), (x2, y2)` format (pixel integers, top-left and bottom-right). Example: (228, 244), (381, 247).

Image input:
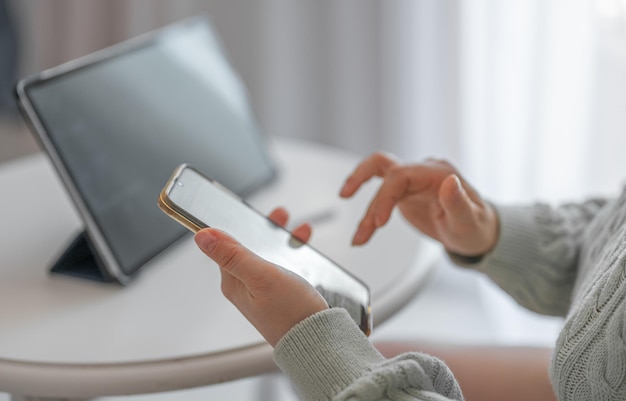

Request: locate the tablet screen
(17, 17), (276, 281)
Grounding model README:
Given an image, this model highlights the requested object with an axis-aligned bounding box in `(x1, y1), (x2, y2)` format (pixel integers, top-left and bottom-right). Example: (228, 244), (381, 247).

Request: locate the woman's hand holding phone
(194, 207), (327, 347)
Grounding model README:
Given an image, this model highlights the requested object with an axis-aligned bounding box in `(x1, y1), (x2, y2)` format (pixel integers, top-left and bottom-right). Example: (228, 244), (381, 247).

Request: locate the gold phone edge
(157, 186), (204, 234)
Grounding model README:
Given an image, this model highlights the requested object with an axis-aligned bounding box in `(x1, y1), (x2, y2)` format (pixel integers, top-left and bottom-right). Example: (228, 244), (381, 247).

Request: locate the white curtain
(457, 0), (626, 344)
(460, 0), (626, 204)
(12, 0), (626, 190)
(10, 0), (462, 160)
(258, 1), (463, 161)
(11, 0), (626, 345)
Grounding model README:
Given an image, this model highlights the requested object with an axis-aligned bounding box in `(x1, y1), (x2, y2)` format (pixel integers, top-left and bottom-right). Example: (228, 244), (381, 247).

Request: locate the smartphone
(158, 164), (372, 335)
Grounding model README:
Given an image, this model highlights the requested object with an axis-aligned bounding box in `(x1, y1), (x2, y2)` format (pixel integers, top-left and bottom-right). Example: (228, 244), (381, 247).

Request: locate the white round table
(0, 138), (441, 398)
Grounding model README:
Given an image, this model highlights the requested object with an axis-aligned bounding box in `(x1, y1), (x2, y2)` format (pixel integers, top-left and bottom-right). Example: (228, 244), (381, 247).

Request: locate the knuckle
(219, 243), (243, 272)
(425, 157), (448, 165)
(424, 158), (457, 174)
(386, 165), (407, 180)
(371, 151), (396, 165)
(438, 159), (453, 168)
(440, 159), (456, 170)
(370, 151), (387, 162)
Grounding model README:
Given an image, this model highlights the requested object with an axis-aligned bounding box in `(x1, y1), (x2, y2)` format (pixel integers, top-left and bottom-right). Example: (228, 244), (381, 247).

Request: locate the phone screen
(160, 165), (371, 335)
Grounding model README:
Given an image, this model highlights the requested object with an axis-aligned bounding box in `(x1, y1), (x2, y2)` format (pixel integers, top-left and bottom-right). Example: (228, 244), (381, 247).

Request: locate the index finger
(340, 152), (399, 198)
(352, 164), (430, 245)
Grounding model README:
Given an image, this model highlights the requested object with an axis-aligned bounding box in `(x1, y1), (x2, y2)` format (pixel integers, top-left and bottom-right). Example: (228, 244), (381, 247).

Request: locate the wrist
(448, 203), (499, 265)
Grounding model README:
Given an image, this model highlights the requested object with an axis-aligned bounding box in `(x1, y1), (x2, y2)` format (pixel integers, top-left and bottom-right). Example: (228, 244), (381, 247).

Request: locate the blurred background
(1, 0), (626, 399)
(3, 0), (626, 202)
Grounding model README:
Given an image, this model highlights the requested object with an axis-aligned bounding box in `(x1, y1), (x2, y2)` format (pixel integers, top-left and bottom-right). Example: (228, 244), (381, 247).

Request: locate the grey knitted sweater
(274, 192), (626, 400)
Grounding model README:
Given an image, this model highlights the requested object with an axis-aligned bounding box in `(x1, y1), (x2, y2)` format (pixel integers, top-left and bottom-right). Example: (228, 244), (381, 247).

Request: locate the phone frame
(158, 165), (216, 234)
(158, 164), (372, 335)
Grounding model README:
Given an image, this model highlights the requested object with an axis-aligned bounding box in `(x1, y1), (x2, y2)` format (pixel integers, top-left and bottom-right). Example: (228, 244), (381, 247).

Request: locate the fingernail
(339, 179), (353, 197)
(453, 175), (465, 194)
(339, 185), (350, 197)
(195, 230), (217, 252)
(352, 230), (366, 246)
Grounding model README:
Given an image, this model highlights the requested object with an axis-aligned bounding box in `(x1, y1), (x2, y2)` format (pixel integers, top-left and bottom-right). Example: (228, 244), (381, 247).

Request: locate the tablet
(15, 16), (276, 284)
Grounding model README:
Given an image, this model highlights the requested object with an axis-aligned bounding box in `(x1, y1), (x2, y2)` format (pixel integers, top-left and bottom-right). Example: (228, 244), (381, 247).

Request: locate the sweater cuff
(273, 308), (385, 401)
(471, 205), (539, 272)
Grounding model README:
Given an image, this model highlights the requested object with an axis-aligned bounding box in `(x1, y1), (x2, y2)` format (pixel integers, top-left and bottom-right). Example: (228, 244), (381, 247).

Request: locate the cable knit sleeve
(274, 308), (464, 401)
(457, 199), (607, 316)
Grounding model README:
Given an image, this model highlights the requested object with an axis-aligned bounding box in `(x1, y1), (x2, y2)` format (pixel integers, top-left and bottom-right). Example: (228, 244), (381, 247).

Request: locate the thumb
(438, 174), (474, 224)
(195, 228), (267, 282)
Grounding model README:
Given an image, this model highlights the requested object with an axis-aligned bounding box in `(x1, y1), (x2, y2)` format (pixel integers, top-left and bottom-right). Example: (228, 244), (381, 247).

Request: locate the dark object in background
(0, 0), (18, 116)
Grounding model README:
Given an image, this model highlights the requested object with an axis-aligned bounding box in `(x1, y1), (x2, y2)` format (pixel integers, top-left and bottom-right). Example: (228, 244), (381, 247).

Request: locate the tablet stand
(50, 231), (115, 283)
